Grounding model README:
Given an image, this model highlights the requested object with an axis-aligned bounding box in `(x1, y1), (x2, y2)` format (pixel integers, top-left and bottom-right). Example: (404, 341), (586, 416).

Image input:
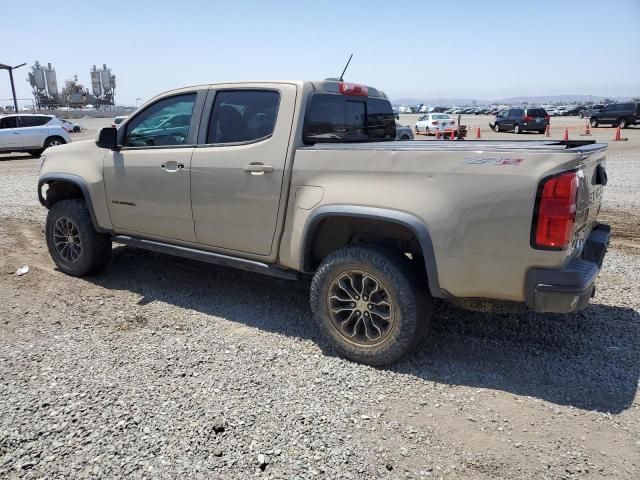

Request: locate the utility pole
(0, 62), (26, 111)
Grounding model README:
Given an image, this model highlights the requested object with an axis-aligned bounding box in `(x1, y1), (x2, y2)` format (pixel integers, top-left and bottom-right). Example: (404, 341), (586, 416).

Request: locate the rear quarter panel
(281, 145), (601, 302)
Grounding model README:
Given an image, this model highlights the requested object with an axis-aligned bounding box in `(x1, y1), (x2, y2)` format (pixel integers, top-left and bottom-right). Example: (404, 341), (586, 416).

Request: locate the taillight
(432, 121), (439, 125)
(523, 115), (533, 122)
(532, 171), (579, 249)
(338, 82), (368, 96)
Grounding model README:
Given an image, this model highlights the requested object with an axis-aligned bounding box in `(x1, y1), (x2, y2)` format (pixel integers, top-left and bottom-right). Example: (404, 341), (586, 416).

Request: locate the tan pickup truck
(37, 80), (610, 365)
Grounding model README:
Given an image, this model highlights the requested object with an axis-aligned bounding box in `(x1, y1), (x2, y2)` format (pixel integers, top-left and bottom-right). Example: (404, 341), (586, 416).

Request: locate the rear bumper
(525, 224), (610, 313)
(521, 123), (548, 131)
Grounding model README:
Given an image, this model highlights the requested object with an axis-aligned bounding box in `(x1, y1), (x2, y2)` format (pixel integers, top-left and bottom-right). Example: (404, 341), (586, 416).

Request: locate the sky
(1, 0), (639, 106)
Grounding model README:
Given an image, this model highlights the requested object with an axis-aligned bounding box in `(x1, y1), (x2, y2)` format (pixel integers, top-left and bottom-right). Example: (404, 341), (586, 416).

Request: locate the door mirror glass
(96, 127), (118, 150)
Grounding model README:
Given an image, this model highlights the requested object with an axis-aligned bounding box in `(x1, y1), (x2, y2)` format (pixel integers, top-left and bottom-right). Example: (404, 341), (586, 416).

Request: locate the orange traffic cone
(545, 124), (550, 137)
(563, 128), (569, 141)
(581, 119), (591, 136)
(475, 126), (481, 139)
(435, 128), (441, 139)
(450, 129), (455, 140)
(613, 127), (621, 141)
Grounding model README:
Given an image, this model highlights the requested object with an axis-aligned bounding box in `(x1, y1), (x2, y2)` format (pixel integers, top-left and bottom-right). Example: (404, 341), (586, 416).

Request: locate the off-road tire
(46, 199), (111, 276)
(310, 245), (431, 366)
(590, 118), (599, 128)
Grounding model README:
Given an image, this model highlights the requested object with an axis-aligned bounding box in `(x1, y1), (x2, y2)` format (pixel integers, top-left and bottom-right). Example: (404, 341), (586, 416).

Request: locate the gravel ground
(0, 122), (638, 479)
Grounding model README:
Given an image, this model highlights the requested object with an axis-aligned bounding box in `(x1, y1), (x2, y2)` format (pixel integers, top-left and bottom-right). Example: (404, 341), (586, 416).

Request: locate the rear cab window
(303, 94), (395, 144)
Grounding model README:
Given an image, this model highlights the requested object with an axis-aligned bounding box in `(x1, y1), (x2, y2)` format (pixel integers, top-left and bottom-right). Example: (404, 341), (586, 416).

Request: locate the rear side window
(616, 103), (634, 111)
(510, 109), (524, 118)
(207, 90), (280, 144)
(303, 94), (395, 143)
(527, 108), (547, 117)
(19, 116), (51, 127)
(0, 117), (17, 129)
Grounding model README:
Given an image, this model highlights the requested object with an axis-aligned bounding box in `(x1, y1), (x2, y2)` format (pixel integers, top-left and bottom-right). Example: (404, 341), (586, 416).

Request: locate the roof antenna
(338, 54), (353, 82)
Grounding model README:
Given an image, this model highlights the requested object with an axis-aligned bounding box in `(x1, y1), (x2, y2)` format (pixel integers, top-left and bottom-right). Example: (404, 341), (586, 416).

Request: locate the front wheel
(514, 124), (522, 134)
(46, 199), (112, 276)
(310, 246), (431, 366)
(492, 124), (500, 132)
(618, 118), (628, 129)
(43, 136), (66, 150)
(590, 118), (599, 128)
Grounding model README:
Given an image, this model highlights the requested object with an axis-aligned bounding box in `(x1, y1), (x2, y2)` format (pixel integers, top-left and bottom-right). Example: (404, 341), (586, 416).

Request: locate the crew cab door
(190, 84), (297, 256)
(103, 89), (206, 242)
(0, 116), (22, 149)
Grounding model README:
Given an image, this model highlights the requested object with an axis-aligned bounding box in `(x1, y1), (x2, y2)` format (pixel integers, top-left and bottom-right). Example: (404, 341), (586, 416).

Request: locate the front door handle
(243, 163), (274, 175)
(161, 161), (184, 172)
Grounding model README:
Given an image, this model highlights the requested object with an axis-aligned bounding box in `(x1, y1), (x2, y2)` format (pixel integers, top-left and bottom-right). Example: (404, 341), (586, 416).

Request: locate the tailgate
(572, 148), (607, 253)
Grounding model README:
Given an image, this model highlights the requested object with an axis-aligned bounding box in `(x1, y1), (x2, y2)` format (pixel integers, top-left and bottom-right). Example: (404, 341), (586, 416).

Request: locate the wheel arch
(38, 174), (107, 233)
(300, 205), (444, 298)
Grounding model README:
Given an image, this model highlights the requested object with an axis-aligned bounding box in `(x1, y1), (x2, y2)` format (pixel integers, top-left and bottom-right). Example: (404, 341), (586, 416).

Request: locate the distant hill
(392, 94), (635, 106)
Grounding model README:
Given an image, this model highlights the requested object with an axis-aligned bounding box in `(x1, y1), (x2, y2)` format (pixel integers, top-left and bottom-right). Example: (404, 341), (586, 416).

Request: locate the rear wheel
(538, 129), (546, 134)
(514, 124), (522, 134)
(45, 199), (112, 276)
(618, 118), (628, 129)
(310, 245), (431, 366)
(590, 118), (599, 128)
(492, 124), (500, 132)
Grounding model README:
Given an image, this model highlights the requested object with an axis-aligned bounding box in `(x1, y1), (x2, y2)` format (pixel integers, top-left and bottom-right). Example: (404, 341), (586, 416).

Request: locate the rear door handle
(243, 163), (274, 175)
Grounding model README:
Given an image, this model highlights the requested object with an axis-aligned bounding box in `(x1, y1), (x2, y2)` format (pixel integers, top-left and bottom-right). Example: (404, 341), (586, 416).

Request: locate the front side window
(124, 93), (196, 147)
(0, 117), (18, 129)
(207, 90), (280, 144)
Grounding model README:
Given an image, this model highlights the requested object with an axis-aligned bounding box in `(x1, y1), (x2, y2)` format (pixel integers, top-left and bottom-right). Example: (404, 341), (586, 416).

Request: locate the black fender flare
(300, 205), (444, 298)
(38, 173), (107, 233)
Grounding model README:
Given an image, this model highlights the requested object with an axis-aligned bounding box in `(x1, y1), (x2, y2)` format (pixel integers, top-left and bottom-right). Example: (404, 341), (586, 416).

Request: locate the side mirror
(96, 127), (119, 150)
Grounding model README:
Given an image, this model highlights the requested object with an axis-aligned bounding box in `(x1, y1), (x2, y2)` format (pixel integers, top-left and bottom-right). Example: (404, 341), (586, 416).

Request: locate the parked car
(395, 123), (414, 140)
(37, 79), (609, 366)
(580, 104), (603, 118)
(0, 114), (71, 156)
(545, 108), (560, 117)
(563, 106), (584, 116)
(60, 119), (83, 133)
(589, 103), (640, 129)
(111, 115), (127, 128)
(490, 108), (550, 134)
(415, 113), (456, 134)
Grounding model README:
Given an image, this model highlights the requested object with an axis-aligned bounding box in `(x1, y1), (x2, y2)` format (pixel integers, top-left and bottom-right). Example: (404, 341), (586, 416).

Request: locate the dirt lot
(0, 117), (639, 479)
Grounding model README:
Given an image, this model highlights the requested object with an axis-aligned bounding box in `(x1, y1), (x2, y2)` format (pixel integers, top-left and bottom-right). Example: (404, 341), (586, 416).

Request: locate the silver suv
(0, 114), (71, 156)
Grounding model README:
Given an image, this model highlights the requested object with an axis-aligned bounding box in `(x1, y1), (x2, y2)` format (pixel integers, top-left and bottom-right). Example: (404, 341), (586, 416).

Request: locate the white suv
(0, 114), (72, 157)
